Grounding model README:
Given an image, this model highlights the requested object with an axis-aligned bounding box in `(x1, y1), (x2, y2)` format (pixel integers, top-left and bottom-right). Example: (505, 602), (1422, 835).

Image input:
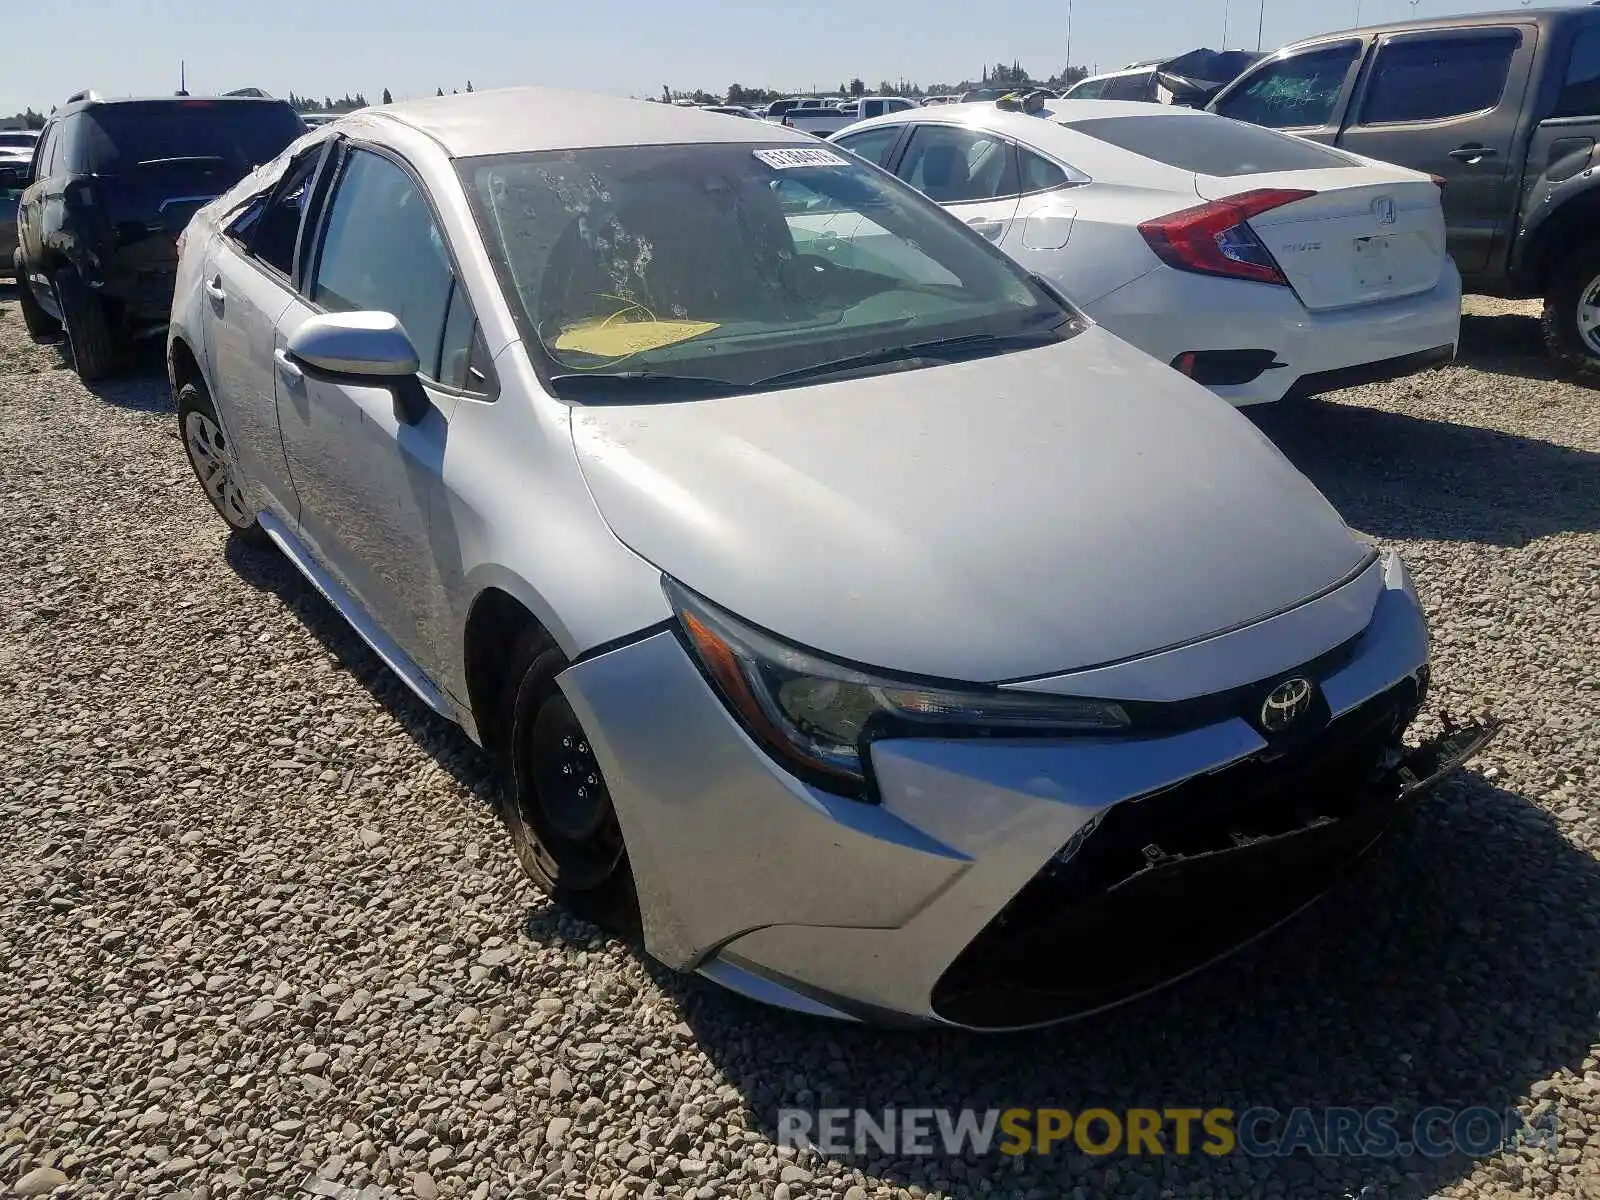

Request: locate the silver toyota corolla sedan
(167, 88), (1494, 1030)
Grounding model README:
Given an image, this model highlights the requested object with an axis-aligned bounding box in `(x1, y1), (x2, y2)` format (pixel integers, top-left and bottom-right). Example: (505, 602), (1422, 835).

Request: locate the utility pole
(1256, 0), (1266, 52)
(1223, 0), (1231, 48)
(1065, 0), (1074, 76)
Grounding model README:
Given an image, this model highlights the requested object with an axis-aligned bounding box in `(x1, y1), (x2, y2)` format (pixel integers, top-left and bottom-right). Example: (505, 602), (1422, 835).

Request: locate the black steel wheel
(498, 626), (640, 934)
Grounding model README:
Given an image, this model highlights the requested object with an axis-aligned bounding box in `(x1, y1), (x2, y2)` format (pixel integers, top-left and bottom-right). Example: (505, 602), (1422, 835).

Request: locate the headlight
(664, 578), (1130, 798)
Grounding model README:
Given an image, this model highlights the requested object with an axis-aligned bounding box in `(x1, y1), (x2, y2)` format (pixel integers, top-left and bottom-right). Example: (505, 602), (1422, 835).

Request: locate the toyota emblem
(1372, 196), (1396, 226)
(1260, 677), (1315, 733)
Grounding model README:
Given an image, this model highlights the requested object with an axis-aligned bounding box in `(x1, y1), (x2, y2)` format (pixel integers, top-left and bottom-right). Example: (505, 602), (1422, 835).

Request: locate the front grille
(931, 678), (1423, 1029)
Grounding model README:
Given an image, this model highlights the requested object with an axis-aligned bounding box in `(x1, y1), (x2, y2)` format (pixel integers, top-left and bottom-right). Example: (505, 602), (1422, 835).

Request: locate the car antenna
(177, 60), (189, 97)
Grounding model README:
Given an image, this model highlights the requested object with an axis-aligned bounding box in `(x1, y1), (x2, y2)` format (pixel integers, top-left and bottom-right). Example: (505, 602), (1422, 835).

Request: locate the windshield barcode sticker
(754, 147), (848, 170)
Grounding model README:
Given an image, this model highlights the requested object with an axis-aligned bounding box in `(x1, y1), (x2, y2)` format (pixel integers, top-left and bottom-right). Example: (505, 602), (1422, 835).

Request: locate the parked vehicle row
(159, 87), (1493, 1030)
(1208, 3), (1600, 374)
(781, 95), (918, 135)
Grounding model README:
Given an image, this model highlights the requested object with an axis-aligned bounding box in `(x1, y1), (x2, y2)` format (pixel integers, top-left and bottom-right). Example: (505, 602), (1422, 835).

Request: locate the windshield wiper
(547, 371), (750, 401)
(751, 319), (1073, 390)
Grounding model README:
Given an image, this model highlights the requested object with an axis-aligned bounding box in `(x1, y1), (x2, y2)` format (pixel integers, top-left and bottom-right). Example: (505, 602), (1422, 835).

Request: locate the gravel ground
(0, 287), (1596, 1200)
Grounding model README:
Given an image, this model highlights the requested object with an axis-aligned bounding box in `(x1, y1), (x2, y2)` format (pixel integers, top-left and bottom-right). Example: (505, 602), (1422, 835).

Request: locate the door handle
(273, 348), (304, 387)
(204, 274), (226, 302)
(1448, 145), (1497, 163)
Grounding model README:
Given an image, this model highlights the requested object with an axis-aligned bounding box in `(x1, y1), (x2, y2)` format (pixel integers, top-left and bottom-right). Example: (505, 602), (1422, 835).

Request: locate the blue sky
(3, 0), (1562, 115)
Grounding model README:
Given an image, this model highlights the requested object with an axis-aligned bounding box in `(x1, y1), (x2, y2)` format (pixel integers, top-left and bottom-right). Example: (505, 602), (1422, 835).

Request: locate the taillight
(1138, 189), (1313, 286)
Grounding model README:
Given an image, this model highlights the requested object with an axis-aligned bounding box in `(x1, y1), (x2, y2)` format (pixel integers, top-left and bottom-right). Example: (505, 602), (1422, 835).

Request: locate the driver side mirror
(285, 311), (432, 426)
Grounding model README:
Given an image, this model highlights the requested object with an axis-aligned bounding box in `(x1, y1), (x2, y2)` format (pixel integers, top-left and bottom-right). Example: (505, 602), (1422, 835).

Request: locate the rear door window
(1213, 42), (1361, 128)
(1553, 25), (1600, 118)
(248, 146), (326, 279)
(895, 125), (1018, 202)
(1358, 31), (1519, 125)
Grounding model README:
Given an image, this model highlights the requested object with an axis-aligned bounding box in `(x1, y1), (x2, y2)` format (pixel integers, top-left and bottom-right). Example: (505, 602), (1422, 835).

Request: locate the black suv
(12, 91), (305, 380)
(1209, 6), (1600, 376)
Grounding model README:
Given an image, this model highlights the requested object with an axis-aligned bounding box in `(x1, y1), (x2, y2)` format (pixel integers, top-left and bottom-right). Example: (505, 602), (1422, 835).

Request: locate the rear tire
(1541, 244), (1600, 381)
(498, 625), (641, 937)
(177, 379), (270, 546)
(13, 252), (60, 341)
(54, 269), (121, 381)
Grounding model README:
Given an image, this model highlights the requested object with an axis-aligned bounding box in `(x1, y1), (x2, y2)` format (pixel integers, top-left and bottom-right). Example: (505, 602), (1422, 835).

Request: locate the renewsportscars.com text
(777, 1106), (1559, 1159)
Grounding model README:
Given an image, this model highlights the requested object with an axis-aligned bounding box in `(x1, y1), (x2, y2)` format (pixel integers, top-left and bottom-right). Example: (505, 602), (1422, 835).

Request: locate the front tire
(13, 252), (61, 341)
(1542, 245), (1600, 381)
(499, 626), (641, 936)
(54, 269), (121, 381)
(177, 379), (270, 545)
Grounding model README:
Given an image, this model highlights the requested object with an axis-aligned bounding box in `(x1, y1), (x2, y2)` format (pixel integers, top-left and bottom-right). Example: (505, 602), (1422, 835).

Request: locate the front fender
(1509, 160), (1600, 291)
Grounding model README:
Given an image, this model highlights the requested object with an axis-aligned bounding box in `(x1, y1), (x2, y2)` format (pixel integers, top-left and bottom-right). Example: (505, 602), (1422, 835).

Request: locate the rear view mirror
(287, 311), (420, 377)
(286, 311), (431, 425)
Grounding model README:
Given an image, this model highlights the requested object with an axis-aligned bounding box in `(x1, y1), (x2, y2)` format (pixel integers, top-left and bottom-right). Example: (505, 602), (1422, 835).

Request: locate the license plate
(1354, 234), (1397, 289)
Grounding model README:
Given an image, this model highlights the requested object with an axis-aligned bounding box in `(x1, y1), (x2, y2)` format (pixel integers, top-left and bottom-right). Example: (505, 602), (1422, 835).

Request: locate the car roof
(53, 94), (296, 119)
(369, 86), (818, 156)
(1282, 3), (1596, 46)
(844, 98), (1200, 134)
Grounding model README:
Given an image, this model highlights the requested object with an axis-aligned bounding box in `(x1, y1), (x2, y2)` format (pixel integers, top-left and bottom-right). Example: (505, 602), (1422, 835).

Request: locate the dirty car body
(167, 88), (1493, 1030)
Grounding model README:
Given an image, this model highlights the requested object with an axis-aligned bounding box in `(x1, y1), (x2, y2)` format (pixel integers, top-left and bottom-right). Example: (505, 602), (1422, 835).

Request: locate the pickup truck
(1208, 5), (1600, 375)
(782, 96), (918, 137)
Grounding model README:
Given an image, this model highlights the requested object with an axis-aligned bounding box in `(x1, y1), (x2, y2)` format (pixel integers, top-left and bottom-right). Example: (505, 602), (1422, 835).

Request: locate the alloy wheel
(183, 410), (252, 529)
(1578, 274), (1600, 357)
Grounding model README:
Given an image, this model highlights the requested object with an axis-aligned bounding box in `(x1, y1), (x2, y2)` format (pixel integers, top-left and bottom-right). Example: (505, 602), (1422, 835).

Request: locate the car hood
(570, 326), (1369, 683)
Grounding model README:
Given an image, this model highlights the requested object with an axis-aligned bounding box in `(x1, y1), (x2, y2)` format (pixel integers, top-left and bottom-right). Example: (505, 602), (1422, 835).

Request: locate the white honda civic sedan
(168, 89), (1493, 1029)
(830, 100), (1461, 405)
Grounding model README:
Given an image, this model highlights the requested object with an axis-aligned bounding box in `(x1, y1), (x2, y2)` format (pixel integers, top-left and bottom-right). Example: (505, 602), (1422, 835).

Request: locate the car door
(887, 123), (1022, 242)
(1520, 23), (1600, 234)
(1210, 39), (1367, 144)
(1336, 25), (1536, 278)
(201, 143), (331, 523)
(274, 142), (469, 672)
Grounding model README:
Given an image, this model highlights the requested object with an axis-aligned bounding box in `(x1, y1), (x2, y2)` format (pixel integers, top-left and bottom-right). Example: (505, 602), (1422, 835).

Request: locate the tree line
(285, 83), (476, 113)
(663, 62), (1089, 106)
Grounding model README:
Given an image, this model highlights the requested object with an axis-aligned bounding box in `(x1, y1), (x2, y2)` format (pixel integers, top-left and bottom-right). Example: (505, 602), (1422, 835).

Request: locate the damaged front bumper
(560, 553), (1498, 1030)
(926, 711), (1500, 1029)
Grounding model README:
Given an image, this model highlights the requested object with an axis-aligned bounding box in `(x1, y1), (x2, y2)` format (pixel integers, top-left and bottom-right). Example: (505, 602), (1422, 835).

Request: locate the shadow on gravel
(672, 773), (1599, 1200)
(1250, 400), (1600, 544)
(221, 534), (496, 800)
(81, 338), (175, 413)
(1454, 311), (1594, 386)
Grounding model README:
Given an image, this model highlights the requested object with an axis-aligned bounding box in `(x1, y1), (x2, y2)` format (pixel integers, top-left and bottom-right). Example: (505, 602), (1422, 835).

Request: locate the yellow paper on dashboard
(554, 318), (719, 358)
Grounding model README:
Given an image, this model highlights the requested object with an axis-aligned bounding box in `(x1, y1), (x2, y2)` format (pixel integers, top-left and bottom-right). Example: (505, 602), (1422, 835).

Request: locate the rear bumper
(1282, 343), (1456, 400)
(558, 552), (1493, 1029)
(1085, 261), (1462, 406)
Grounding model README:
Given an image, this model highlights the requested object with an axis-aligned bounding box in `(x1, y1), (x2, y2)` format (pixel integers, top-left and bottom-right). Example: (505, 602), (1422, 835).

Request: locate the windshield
(459, 142), (1072, 400)
(0, 132), (36, 149)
